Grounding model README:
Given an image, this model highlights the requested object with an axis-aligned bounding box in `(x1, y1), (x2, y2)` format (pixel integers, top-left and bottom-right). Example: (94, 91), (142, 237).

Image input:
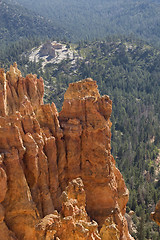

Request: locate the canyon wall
(0, 63), (134, 240)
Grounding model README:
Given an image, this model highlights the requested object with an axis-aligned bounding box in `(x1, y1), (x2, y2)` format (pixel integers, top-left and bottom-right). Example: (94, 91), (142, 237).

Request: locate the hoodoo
(0, 64), (134, 239)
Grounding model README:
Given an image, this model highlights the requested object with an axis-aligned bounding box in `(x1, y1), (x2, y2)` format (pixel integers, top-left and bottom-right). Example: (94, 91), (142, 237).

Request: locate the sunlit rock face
(0, 64), (134, 240)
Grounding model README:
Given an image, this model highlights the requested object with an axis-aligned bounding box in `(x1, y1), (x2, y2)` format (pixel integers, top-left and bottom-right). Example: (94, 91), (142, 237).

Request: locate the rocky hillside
(0, 63), (134, 239)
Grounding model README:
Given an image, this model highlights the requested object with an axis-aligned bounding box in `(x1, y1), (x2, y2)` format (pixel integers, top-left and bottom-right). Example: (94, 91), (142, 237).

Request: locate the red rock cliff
(0, 63), (134, 240)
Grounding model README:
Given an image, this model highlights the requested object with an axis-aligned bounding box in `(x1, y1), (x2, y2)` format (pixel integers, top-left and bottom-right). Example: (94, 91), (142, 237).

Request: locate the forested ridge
(1, 37), (160, 239)
(9, 0), (160, 45)
(0, 0), (67, 45)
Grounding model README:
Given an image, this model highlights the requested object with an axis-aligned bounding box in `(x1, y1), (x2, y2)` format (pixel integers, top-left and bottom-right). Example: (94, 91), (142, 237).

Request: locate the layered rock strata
(0, 63), (134, 239)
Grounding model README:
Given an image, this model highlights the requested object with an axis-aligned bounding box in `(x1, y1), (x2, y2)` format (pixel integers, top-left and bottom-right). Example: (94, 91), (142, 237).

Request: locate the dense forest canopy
(8, 0), (160, 45)
(0, 0), (67, 45)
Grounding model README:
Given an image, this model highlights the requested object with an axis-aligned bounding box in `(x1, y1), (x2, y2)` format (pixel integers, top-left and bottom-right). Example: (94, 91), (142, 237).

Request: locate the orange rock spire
(0, 64), (134, 240)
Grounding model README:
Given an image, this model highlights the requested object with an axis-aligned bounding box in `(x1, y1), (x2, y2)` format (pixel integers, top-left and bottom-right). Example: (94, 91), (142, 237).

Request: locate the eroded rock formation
(36, 177), (101, 240)
(151, 200), (160, 226)
(0, 63), (134, 240)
